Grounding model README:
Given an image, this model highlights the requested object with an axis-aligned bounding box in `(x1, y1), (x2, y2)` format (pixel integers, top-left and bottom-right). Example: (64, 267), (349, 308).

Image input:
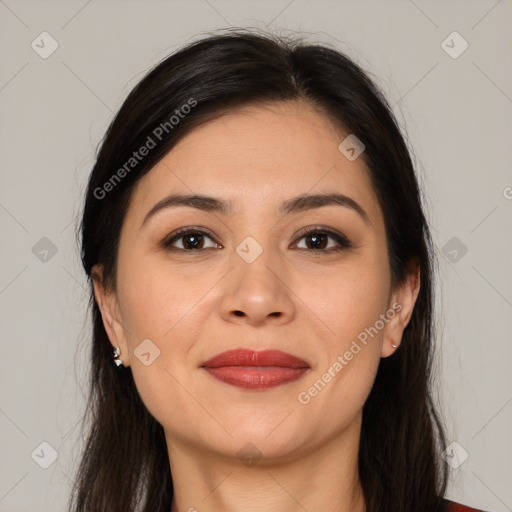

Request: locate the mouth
(200, 349), (310, 390)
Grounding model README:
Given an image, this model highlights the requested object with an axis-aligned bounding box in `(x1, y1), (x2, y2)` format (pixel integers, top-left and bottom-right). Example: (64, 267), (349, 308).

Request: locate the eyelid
(162, 226), (221, 249)
(292, 224), (353, 249)
(162, 225), (353, 251)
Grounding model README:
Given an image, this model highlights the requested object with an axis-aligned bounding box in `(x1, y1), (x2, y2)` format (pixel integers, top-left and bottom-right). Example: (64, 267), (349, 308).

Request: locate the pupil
(309, 233), (326, 250)
(185, 234), (202, 249)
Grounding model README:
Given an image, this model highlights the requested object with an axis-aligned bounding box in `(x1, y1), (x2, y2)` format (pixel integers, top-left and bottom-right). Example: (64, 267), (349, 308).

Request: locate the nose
(219, 253), (296, 327)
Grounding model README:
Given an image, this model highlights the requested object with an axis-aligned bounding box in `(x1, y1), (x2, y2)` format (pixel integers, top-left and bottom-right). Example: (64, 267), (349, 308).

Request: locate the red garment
(445, 499), (485, 511)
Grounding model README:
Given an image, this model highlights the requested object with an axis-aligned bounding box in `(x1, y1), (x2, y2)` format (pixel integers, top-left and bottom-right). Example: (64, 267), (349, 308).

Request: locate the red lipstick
(200, 349), (310, 390)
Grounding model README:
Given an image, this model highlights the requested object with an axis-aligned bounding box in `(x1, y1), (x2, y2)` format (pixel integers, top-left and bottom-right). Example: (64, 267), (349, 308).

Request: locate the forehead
(126, 100), (382, 226)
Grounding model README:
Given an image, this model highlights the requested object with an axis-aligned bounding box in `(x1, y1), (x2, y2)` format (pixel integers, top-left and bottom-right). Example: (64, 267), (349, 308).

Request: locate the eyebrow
(140, 192), (371, 229)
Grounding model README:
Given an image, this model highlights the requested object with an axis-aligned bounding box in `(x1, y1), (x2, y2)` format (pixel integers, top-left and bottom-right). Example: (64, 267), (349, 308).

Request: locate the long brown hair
(71, 28), (448, 512)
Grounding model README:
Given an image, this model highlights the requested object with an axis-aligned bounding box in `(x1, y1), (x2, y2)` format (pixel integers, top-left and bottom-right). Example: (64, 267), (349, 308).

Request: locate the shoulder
(442, 498), (490, 512)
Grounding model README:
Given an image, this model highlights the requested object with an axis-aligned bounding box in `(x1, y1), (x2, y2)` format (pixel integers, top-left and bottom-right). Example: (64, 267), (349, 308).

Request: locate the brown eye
(163, 228), (220, 251)
(294, 226), (352, 252)
(161, 225), (352, 253)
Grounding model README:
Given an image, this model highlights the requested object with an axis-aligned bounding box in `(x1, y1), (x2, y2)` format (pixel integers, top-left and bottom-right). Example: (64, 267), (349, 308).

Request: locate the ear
(91, 264), (131, 367)
(381, 259), (421, 358)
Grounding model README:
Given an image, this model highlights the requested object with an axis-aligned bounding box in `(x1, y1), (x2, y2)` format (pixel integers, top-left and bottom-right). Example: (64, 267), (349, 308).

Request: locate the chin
(218, 416), (310, 461)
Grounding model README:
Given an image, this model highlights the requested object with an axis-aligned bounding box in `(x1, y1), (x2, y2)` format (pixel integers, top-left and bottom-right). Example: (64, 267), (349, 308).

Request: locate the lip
(200, 349), (310, 390)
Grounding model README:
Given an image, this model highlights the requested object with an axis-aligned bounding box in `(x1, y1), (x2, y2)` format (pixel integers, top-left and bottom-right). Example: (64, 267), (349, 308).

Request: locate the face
(93, 100), (419, 464)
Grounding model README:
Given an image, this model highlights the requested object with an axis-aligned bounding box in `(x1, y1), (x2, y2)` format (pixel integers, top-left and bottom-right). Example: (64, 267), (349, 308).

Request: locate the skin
(93, 99), (420, 512)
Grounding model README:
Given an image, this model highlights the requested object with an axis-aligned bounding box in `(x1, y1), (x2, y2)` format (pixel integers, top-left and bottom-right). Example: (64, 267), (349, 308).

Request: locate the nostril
(234, 310), (244, 317)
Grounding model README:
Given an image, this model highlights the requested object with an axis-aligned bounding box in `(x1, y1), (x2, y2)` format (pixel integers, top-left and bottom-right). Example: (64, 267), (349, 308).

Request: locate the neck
(167, 421), (365, 512)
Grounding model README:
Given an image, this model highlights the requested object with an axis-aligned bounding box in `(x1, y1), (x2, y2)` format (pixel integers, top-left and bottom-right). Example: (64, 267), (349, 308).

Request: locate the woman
(70, 28), (489, 512)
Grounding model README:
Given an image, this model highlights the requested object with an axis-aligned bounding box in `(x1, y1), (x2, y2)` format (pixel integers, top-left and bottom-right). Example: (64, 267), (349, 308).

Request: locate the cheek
(117, 263), (208, 431)
(306, 256), (390, 346)
(294, 255), (388, 410)
(129, 362), (204, 442)
(296, 331), (382, 428)
(117, 257), (211, 343)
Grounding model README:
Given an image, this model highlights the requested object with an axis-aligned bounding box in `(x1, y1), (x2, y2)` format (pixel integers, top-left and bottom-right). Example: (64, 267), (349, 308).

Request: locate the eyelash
(162, 225), (353, 253)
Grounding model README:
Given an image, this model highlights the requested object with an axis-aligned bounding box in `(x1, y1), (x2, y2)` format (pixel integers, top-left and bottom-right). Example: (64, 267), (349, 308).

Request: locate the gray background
(1, 0), (511, 510)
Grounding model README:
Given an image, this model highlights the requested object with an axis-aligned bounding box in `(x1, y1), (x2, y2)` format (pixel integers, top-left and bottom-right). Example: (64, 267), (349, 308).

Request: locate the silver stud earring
(391, 342), (398, 349)
(113, 346), (124, 367)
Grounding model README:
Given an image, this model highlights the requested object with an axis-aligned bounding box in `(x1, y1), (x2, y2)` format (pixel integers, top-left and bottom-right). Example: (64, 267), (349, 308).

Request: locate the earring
(391, 342), (398, 349)
(113, 346), (124, 367)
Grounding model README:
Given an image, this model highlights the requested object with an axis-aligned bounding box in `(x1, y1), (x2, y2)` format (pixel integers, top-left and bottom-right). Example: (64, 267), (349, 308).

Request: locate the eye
(162, 225), (353, 253)
(293, 225), (352, 252)
(162, 227), (221, 251)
